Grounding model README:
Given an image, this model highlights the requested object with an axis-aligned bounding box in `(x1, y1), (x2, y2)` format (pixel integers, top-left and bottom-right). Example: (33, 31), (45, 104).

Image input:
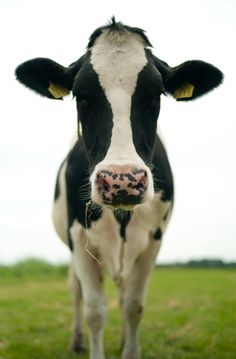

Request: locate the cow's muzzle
(94, 165), (149, 209)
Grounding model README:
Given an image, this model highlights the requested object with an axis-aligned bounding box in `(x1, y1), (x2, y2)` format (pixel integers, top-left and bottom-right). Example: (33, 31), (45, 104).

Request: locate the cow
(15, 17), (223, 359)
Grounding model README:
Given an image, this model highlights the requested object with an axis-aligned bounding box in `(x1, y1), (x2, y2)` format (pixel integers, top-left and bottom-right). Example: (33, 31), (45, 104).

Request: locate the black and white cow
(16, 18), (223, 359)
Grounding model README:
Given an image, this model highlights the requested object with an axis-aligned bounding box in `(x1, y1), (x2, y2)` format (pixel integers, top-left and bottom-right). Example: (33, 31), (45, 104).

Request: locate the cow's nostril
(135, 176), (146, 192)
(97, 175), (111, 193)
(102, 179), (111, 193)
(135, 182), (144, 191)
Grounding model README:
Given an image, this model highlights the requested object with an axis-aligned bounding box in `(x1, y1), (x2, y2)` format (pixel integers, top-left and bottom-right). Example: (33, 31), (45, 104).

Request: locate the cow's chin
(105, 203), (138, 211)
(91, 191), (154, 212)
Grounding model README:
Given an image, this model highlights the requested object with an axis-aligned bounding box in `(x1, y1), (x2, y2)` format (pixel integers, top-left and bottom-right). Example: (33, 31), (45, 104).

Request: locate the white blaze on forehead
(90, 30), (147, 164)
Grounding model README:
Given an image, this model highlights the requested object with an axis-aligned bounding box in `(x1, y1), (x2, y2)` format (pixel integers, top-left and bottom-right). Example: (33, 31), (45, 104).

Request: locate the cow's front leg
(68, 266), (86, 352)
(120, 237), (161, 359)
(71, 221), (107, 359)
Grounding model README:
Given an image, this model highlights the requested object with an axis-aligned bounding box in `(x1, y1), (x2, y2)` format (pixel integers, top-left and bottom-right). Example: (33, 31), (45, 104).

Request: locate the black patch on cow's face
(113, 184), (121, 189)
(124, 173), (137, 182)
(73, 52), (113, 170)
(100, 170), (113, 176)
(131, 56), (165, 165)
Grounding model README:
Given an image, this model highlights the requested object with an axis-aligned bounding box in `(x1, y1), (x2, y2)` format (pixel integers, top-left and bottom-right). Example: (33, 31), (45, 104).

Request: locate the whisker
(76, 185), (91, 203)
(79, 181), (91, 190)
(76, 176), (92, 203)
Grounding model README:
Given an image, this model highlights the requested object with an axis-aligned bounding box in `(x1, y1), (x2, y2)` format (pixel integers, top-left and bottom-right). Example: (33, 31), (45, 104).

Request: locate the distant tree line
(157, 259), (236, 268)
(0, 259), (236, 277)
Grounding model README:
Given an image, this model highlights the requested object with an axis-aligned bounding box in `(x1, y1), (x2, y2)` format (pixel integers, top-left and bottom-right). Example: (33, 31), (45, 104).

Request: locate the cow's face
(73, 30), (164, 209)
(15, 18), (223, 210)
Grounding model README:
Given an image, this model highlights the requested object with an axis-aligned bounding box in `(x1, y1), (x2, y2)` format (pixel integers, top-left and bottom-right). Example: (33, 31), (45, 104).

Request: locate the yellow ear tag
(48, 82), (70, 99)
(174, 83), (195, 99)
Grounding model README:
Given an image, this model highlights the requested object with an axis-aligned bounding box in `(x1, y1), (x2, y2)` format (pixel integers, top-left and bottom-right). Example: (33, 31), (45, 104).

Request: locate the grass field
(0, 260), (236, 359)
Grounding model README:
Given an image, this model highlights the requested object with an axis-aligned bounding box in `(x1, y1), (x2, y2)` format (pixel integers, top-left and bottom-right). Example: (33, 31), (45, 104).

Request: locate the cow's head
(16, 18), (223, 210)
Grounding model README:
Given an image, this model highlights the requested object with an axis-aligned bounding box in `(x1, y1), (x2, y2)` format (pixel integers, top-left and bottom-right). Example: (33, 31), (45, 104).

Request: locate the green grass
(0, 260), (236, 359)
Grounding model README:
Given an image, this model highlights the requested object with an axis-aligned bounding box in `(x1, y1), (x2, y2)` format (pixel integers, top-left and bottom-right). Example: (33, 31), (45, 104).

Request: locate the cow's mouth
(102, 189), (144, 209)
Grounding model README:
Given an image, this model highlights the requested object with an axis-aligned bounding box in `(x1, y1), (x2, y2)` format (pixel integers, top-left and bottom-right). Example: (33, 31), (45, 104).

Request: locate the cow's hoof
(69, 330), (86, 353)
(69, 339), (86, 353)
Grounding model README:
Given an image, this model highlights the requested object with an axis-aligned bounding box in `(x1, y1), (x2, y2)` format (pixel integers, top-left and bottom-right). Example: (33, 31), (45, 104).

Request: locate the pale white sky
(0, 0), (235, 264)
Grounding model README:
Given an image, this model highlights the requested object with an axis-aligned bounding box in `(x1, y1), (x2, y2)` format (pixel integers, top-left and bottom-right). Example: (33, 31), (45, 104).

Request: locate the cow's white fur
(52, 30), (173, 359)
(90, 31), (154, 205)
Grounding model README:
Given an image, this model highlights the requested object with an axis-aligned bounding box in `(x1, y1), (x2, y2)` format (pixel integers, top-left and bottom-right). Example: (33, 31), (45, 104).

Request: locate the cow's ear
(165, 60), (223, 101)
(15, 58), (74, 99)
(153, 56), (223, 101)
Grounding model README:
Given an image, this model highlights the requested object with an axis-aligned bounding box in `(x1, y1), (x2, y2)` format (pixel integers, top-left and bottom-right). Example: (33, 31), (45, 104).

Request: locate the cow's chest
(87, 193), (171, 283)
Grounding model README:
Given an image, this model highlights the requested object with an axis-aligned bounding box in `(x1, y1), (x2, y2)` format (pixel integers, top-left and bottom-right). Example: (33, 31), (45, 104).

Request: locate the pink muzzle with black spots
(95, 165), (148, 208)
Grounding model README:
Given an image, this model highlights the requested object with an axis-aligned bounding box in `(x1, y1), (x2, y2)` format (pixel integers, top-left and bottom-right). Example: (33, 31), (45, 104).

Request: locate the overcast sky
(0, 0), (235, 264)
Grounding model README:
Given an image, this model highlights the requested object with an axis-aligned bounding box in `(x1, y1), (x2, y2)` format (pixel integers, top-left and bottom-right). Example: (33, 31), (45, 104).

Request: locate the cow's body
(16, 18), (223, 359)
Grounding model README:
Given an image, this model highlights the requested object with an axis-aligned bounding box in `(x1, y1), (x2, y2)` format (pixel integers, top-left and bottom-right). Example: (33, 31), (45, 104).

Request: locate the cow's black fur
(73, 53), (113, 169)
